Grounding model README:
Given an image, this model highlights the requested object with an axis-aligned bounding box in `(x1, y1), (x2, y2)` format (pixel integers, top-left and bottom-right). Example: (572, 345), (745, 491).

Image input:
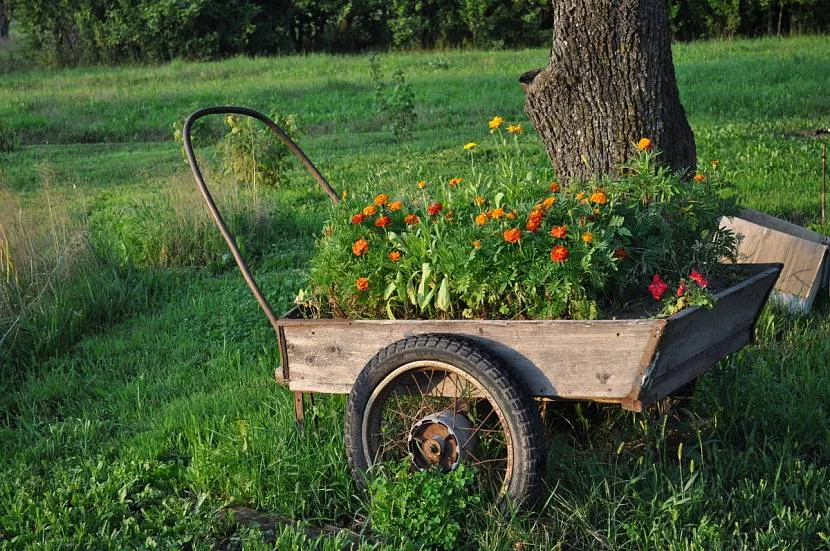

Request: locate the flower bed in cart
(297, 122), (742, 323)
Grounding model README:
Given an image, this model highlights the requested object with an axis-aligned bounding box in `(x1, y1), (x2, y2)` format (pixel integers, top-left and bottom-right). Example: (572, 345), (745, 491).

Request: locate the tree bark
(0, 5), (9, 40)
(520, 0), (695, 183)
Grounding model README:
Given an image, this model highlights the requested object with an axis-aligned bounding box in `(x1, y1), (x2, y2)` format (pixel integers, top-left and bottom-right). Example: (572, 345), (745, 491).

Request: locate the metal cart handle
(182, 106), (339, 339)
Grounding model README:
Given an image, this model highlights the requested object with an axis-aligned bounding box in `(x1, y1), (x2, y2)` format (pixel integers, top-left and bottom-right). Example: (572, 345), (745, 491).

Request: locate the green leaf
(386, 302), (396, 320)
(436, 276), (450, 312)
(383, 280), (397, 300)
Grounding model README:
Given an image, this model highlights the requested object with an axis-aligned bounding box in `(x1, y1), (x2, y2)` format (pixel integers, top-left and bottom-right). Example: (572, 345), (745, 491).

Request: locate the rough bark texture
(520, 0), (695, 183)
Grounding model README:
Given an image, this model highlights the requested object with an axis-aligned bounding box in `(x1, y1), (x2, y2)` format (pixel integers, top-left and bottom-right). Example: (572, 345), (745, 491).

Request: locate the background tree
(521, 0), (696, 183)
(0, 4), (8, 40)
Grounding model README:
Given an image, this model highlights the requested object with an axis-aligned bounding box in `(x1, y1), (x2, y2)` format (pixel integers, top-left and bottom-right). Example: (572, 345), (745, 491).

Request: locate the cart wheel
(344, 334), (544, 507)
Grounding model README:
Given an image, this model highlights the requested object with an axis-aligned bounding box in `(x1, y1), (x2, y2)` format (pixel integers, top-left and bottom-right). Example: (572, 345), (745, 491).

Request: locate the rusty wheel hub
(408, 410), (478, 471)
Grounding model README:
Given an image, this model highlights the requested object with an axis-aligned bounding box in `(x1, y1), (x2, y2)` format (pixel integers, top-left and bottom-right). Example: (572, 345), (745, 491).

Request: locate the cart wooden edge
(276, 263), (782, 412)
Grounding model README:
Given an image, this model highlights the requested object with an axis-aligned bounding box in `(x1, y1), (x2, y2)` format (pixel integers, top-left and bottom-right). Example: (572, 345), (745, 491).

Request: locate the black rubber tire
(344, 333), (545, 508)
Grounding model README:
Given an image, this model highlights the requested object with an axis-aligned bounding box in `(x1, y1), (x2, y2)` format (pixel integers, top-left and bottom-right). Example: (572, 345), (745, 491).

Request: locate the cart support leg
(293, 391), (305, 428)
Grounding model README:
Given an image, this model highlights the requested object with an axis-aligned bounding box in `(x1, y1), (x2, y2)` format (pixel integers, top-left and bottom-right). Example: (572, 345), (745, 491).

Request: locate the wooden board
(280, 318), (663, 399)
(721, 209), (829, 313)
(631, 263), (781, 409)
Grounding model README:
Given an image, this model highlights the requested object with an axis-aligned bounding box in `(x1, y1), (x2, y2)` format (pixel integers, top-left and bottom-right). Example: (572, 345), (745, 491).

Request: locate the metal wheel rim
(361, 359), (515, 500)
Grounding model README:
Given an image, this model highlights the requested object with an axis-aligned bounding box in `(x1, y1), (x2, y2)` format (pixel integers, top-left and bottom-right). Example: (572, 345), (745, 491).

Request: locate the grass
(1, 35), (829, 548)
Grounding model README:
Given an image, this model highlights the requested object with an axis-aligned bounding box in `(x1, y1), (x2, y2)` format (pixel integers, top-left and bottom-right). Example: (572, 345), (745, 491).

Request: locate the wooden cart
(184, 107), (782, 506)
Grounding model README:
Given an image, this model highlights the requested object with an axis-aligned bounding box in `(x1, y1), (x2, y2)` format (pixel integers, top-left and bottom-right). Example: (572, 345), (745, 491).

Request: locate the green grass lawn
(1, 36), (829, 549)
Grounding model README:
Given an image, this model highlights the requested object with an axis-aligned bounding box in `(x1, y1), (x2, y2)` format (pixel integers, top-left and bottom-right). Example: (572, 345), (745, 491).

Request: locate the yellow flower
(507, 124), (523, 134)
(475, 196), (486, 205)
(362, 205), (377, 216)
(374, 193), (389, 206)
(637, 138), (653, 151)
(488, 116), (504, 130)
(475, 213), (488, 226)
(582, 232), (594, 244)
(575, 192), (586, 201)
(542, 196), (556, 209)
(389, 200), (403, 212)
(463, 142), (477, 151)
(711, 160), (720, 169)
(341, 190), (348, 200)
(490, 208), (504, 219)
(589, 191), (608, 205)
(418, 180), (427, 189)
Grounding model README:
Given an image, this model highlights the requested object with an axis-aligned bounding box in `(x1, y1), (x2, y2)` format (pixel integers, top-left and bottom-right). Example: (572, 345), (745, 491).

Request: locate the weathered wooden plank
(281, 319), (662, 399)
(632, 263), (781, 408)
(721, 211), (829, 313)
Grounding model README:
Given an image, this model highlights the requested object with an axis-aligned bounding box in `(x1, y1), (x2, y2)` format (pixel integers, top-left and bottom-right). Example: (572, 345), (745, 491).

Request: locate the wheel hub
(408, 410), (478, 470)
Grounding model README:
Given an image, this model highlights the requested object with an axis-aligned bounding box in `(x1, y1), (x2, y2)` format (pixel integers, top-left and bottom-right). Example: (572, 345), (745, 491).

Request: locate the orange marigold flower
(374, 193), (389, 206)
(488, 116), (504, 129)
(503, 228), (522, 244)
(527, 210), (544, 232)
(352, 238), (369, 256)
(404, 214), (420, 225)
(526, 220), (541, 232)
(475, 196), (486, 205)
(582, 232), (594, 244)
(362, 205), (377, 216)
(507, 124), (523, 134)
(550, 245), (569, 263)
(472, 240), (481, 249)
(448, 177), (463, 187)
(355, 277), (369, 292)
(637, 137), (653, 151)
(351, 213), (365, 224)
(490, 208), (504, 219)
(549, 181), (561, 193)
(389, 200), (403, 212)
(375, 215), (392, 228)
(614, 247), (628, 260)
(575, 192), (586, 201)
(507, 211), (517, 220)
(418, 180), (427, 189)
(589, 191), (608, 205)
(550, 225), (567, 239)
(445, 210), (455, 221)
(388, 251), (401, 262)
(542, 196), (556, 210)
(475, 213), (488, 226)
(694, 173), (706, 183)
(427, 201), (443, 216)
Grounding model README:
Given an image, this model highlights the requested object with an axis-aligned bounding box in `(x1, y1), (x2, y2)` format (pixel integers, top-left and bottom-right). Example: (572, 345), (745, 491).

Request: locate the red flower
(375, 215), (392, 228)
(503, 228), (522, 244)
(677, 281), (687, 296)
(351, 213), (365, 224)
(388, 251), (401, 262)
(550, 245), (569, 263)
(526, 210), (544, 232)
(689, 269), (708, 288)
(355, 277), (369, 291)
(648, 274), (668, 301)
(404, 214), (420, 225)
(427, 201), (443, 216)
(613, 247), (628, 260)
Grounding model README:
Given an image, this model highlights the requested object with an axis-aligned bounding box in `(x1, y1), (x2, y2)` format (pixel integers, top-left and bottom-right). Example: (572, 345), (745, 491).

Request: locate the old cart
(183, 107), (782, 506)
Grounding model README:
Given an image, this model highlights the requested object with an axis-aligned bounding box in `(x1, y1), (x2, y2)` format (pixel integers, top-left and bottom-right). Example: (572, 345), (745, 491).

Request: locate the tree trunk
(520, 0), (695, 183)
(0, 5), (9, 40)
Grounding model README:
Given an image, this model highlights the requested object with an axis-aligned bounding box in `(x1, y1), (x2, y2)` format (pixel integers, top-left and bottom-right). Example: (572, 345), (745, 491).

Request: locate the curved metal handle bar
(182, 106), (339, 337)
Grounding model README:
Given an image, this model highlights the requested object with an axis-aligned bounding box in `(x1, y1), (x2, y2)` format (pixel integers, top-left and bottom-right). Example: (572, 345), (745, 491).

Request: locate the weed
(220, 111), (300, 188)
(369, 55), (417, 141)
(368, 459), (480, 549)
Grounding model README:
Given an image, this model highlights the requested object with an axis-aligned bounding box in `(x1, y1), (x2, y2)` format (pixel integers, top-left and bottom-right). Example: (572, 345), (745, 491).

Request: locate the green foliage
(220, 112), (300, 188)
(301, 128), (738, 321)
(0, 119), (15, 152)
(368, 459), (479, 549)
(369, 56), (417, 141)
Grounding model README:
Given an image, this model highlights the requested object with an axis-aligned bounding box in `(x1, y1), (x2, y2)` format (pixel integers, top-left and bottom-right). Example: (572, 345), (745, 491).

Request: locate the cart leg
(293, 391), (305, 428)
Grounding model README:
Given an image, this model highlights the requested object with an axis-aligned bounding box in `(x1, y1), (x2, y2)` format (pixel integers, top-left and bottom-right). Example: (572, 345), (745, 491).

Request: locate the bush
(369, 56), (417, 141)
(220, 112), (300, 188)
(299, 122), (738, 321)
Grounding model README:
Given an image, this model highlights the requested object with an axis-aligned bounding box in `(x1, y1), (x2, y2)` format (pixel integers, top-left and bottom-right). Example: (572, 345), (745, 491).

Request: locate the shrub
(298, 120), (738, 321)
(369, 56), (417, 141)
(219, 111), (300, 188)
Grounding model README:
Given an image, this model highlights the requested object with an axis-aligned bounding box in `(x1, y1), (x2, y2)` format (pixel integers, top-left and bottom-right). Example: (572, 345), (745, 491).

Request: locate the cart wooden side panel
(627, 263), (782, 410)
(280, 318), (663, 401)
